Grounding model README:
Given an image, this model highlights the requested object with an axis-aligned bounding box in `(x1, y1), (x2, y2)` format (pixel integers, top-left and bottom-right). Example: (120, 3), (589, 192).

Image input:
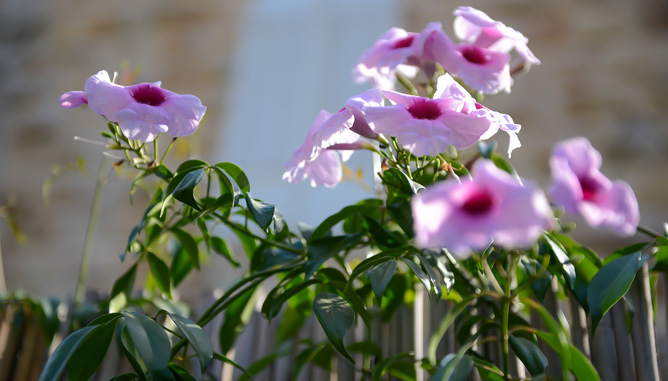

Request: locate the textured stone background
(1, 0), (667, 301)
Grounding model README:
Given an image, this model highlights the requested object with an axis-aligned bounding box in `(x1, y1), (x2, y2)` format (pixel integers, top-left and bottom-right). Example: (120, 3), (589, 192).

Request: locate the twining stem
(74, 155), (110, 307)
(0, 234), (6, 294)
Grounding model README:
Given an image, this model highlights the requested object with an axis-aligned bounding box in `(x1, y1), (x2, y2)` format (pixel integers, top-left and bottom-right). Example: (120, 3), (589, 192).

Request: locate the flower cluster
(284, 7), (640, 256)
(60, 70), (206, 142)
(353, 7), (539, 94)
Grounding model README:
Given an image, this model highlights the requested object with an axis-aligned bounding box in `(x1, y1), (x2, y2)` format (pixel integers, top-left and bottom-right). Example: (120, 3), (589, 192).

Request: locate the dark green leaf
(380, 167), (425, 196)
(212, 352), (255, 380)
(166, 312), (213, 374)
(309, 200), (381, 242)
(367, 260), (397, 304)
(219, 285), (258, 354)
(68, 320), (118, 381)
(209, 236), (240, 267)
(430, 353), (473, 381)
(313, 292), (355, 363)
(245, 192), (275, 230)
(39, 326), (96, 381)
(214, 162), (251, 194)
(172, 169), (204, 210)
(170, 229), (200, 270)
(418, 253), (442, 299)
(651, 245), (668, 272)
(544, 233), (575, 289)
(363, 215), (405, 248)
(535, 330), (599, 381)
(110, 264), (138, 313)
(147, 252), (172, 298)
(170, 246), (193, 287)
(35, 297), (60, 347)
(168, 364), (197, 381)
(588, 252), (648, 334)
(123, 312), (171, 376)
(603, 242), (648, 265)
(403, 257), (432, 295)
(509, 335), (548, 376)
(109, 374), (140, 381)
(262, 279), (320, 321)
(305, 234), (363, 279)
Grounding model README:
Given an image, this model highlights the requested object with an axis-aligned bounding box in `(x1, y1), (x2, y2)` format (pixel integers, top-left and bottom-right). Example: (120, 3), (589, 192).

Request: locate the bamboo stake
(611, 302), (636, 380)
(630, 264), (659, 381)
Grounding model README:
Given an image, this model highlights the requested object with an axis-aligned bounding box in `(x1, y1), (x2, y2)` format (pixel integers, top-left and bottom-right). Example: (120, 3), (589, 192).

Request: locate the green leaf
(509, 335), (548, 376)
(491, 154), (515, 175)
(209, 236), (240, 267)
(166, 312), (213, 374)
(418, 253), (442, 300)
(372, 353), (416, 381)
(34, 297), (61, 347)
(587, 252), (648, 334)
(170, 246), (193, 287)
(209, 166), (241, 207)
(403, 257), (431, 294)
(262, 278), (321, 321)
(168, 364), (198, 381)
(380, 167), (425, 196)
(68, 320), (118, 381)
(212, 352), (255, 380)
(219, 285), (258, 354)
(534, 330), (599, 381)
(363, 215), (405, 248)
(123, 312), (171, 376)
(651, 245), (668, 272)
(603, 242), (649, 265)
(309, 200), (381, 241)
(173, 169), (204, 210)
(544, 233), (575, 289)
(214, 162), (251, 194)
(147, 252), (172, 298)
(39, 326), (96, 381)
(430, 353), (473, 381)
(110, 264), (138, 313)
(245, 192), (275, 230)
(367, 260), (397, 304)
(161, 161), (208, 215)
(305, 234), (363, 279)
(170, 229), (200, 270)
(313, 292), (355, 363)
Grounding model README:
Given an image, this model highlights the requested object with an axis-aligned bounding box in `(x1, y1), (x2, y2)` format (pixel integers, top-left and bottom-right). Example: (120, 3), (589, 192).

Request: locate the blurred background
(1, 0), (667, 304)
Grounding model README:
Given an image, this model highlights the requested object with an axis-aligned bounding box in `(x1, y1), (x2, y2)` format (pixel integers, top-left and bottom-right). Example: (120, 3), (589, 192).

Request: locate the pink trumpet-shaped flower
(453, 6), (540, 69)
(412, 160), (553, 256)
(353, 27), (422, 89)
(549, 137), (639, 236)
(283, 111), (345, 187)
(366, 74), (517, 156)
(60, 70), (206, 142)
(428, 29), (512, 94)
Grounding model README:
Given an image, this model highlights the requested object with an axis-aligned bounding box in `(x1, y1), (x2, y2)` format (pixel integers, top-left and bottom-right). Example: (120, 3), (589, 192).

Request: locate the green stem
(153, 138), (159, 164)
(501, 254), (519, 381)
(637, 224), (661, 239)
(74, 155), (110, 307)
(0, 233), (6, 294)
(160, 138), (177, 166)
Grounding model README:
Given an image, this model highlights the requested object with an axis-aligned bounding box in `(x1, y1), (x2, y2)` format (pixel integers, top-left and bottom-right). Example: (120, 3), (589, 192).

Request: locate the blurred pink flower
(283, 110), (346, 187)
(412, 160), (553, 256)
(61, 70), (206, 142)
(365, 74), (509, 156)
(549, 137), (639, 236)
(453, 6), (540, 69)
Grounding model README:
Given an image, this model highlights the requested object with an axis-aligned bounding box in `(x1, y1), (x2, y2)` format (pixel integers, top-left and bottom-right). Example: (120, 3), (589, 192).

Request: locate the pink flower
(412, 160), (553, 256)
(473, 103), (521, 157)
(283, 111), (345, 187)
(60, 70), (206, 142)
(365, 74), (500, 156)
(353, 27), (422, 89)
(429, 30), (512, 94)
(309, 89), (383, 149)
(453, 6), (540, 69)
(549, 137), (639, 236)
